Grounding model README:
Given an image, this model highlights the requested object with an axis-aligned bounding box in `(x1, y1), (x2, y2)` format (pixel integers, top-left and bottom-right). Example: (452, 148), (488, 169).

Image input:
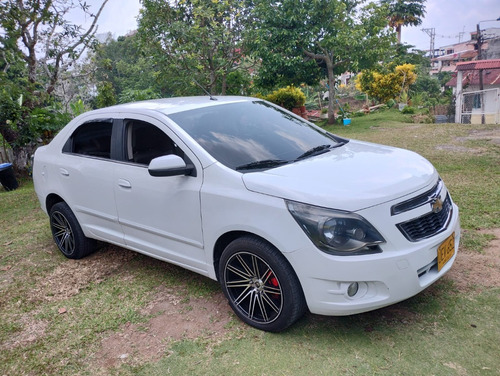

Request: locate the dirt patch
(456, 129), (500, 146)
(435, 144), (482, 154)
(0, 312), (49, 351)
(28, 246), (137, 303)
(445, 228), (500, 292)
(92, 285), (234, 370)
(439, 128), (500, 153)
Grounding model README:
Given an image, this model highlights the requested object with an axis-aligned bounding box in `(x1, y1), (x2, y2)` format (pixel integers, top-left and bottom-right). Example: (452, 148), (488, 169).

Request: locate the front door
(112, 116), (206, 274)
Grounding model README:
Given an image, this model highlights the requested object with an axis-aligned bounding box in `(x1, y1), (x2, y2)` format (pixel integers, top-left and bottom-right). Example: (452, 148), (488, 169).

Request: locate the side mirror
(148, 155), (195, 177)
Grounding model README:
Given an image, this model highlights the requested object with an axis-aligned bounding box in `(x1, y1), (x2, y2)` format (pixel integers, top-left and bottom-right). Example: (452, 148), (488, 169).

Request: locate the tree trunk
(396, 25), (402, 44)
(326, 62), (336, 125)
(209, 70), (217, 95)
(12, 144), (37, 171)
(221, 74), (227, 95)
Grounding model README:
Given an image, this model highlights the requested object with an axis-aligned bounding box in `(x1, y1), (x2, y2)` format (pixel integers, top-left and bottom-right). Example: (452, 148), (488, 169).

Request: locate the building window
(473, 94), (481, 109)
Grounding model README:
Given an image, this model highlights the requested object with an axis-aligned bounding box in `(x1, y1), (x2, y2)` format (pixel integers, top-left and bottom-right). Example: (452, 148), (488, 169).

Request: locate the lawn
(1, 111), (499, 375)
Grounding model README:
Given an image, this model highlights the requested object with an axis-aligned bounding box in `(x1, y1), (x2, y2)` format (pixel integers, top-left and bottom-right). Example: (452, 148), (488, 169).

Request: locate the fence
(460, 88), (500, 124)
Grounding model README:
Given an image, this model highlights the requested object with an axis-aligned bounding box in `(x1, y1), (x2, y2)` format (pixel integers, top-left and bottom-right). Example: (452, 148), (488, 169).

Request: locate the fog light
(347, 282), (359, 297)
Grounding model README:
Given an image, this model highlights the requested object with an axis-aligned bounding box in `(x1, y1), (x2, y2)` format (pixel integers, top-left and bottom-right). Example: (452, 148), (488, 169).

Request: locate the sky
(79, 0), (500, 51)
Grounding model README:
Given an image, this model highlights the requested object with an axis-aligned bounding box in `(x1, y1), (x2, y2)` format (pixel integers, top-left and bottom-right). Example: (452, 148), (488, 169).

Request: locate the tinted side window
(68, 121), (113, 159)
(126, 120), (178, 165)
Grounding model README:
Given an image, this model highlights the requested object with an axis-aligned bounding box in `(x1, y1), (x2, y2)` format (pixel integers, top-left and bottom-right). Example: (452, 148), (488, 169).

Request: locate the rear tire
(49, 202), (96, 259)
(219, 236), (306, 332)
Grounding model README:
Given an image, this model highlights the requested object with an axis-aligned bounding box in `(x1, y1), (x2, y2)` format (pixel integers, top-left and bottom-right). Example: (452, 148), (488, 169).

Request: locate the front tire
(219, 236), (306, 332)
(49, 202), (96, 259)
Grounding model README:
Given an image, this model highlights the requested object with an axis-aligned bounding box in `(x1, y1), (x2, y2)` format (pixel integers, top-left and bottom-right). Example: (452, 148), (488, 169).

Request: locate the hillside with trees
(0, 0), (447, 172)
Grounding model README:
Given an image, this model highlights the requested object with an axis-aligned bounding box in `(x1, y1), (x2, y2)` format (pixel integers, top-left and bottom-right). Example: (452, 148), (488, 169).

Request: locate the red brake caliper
(266, 271), (280, 299)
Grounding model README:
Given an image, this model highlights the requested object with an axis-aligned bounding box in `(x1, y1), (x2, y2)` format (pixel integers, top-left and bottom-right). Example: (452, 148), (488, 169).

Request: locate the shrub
(401, 106), (415, 114)
(355, 63), (417, 103)
(265, 86), (306, 110)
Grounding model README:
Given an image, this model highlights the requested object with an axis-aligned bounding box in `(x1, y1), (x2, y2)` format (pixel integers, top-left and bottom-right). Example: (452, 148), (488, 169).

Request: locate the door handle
(59, 168), (69, 176)
(118, 179), (132, 189)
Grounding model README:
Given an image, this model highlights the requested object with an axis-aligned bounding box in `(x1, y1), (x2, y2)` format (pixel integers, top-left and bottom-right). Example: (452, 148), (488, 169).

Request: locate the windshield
(168, 100), (346, 171)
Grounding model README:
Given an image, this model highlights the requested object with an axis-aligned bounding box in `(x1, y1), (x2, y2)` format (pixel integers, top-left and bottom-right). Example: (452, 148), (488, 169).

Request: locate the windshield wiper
(236, 159), (289, 171)
(295, 144), (333, 161)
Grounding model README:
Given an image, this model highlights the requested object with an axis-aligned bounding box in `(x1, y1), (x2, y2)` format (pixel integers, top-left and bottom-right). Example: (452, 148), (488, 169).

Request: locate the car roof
(89, 96), (254, 116)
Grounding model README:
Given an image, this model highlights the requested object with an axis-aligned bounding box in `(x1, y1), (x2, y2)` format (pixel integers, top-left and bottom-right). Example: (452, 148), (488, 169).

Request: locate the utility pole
(476, 24), (484, 90)
(422, 28), (436, 58)
(476, 24), (485, 124)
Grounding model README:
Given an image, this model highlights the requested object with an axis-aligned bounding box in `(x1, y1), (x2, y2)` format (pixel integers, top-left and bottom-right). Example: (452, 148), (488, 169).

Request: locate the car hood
(242, 140), (437, 212)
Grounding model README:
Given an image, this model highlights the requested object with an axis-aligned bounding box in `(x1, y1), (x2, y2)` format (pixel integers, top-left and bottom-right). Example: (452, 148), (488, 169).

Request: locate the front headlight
(286, 200), (385, 255)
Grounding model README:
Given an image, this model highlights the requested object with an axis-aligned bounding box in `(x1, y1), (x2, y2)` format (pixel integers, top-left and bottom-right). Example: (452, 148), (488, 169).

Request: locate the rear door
(57, 119), (125, 245)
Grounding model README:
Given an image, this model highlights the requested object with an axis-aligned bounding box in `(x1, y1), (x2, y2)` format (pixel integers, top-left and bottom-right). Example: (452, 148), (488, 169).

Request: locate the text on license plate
(437, 232), (455, 271)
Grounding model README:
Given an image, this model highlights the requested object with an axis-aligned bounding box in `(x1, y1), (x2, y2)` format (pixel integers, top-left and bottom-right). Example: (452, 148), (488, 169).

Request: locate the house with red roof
(450, 59), (500, 124)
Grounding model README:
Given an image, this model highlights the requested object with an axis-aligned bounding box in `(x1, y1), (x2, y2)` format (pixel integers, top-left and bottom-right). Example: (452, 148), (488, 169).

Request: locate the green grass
(1, 114), (499, 375)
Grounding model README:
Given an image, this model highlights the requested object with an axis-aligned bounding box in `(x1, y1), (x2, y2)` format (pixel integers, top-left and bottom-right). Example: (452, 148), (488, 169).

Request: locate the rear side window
(66, 121), (113, 159)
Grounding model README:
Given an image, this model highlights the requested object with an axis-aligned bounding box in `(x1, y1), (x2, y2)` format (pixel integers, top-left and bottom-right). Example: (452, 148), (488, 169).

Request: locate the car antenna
(193, 79), (217, 101)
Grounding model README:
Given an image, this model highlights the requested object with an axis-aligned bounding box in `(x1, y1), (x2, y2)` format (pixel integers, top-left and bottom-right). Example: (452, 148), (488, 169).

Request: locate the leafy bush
(265, 86), (306, 110)
(401, 106), (415, 114)
(386, 99), (396, 108)
(95, 81), (117, 108)
(70, 99), (90, 117)
(355, 63), (417, 103)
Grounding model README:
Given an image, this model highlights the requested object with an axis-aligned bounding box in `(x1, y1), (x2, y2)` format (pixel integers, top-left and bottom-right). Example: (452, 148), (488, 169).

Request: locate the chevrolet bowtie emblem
(431, 197), (443, 213)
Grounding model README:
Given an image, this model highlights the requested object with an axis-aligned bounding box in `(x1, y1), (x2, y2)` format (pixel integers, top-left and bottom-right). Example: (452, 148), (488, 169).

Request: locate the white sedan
(33, 96), (460, 332)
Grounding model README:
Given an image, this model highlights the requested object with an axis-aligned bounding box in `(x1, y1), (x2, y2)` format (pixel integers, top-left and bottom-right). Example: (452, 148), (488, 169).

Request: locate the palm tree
(382, 0), (426, 43)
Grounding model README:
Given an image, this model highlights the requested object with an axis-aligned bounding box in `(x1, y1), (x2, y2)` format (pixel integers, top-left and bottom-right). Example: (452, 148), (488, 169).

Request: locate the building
(430, 27), (500, 75)
(450, 59), (500, 124)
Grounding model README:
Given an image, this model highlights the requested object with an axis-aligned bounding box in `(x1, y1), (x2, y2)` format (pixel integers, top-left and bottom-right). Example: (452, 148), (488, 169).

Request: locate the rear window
(65, 120), (113, 159)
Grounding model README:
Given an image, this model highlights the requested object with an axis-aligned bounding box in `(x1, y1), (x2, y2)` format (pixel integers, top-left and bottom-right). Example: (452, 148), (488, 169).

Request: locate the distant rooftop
(456, 59), (500, 71)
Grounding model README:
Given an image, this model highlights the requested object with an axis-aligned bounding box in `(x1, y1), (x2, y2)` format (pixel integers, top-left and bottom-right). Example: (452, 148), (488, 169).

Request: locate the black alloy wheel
(219, 236), (306, 332)
(49, 202), (96, 259)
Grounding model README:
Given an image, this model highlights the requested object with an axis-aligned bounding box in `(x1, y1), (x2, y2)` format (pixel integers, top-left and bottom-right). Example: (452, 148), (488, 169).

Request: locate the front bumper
(285, 203), (460, 316)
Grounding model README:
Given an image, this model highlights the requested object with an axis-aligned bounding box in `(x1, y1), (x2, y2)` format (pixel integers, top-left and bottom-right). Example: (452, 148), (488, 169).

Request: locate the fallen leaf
(1, 265), (12, 271)
(3, 241), (13, 246)
(58, 307), (67, 314)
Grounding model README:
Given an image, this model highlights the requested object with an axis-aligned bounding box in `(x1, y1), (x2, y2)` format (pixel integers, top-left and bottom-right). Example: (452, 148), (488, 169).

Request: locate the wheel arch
(212, 231), (301, 286)
(46, 193), (65, 214)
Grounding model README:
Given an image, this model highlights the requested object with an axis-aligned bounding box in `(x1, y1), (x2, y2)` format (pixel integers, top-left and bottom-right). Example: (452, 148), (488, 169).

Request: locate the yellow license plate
(437, 233), (455, 271)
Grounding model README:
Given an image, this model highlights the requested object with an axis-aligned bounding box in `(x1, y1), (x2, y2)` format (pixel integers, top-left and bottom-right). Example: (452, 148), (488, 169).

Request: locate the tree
(381, 0), (426, 44)
(0, 0), (109, 168)
(91, 33), (163, 100)
(95, 81), (116, 108)
(1, 0), (109, 97)
(250, 0), (394, 124)
(137, 0), (249, 96)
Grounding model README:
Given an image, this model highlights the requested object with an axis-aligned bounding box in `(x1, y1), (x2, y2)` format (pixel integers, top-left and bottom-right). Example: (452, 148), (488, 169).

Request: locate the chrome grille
(391, 179), (443, 215)
(396, 194), (452, 242)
